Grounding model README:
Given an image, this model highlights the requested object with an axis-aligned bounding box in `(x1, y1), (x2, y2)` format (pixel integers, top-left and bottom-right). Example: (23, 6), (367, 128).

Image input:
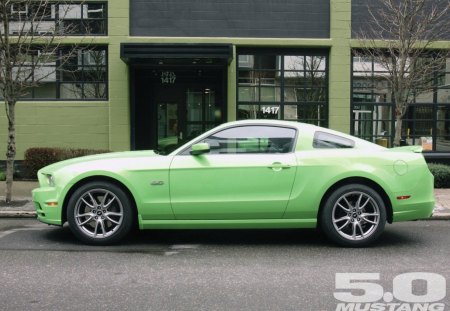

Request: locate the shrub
(24, 147), (110, 179)
(428, 163), (450, 189)
(0, 170), (5, 181)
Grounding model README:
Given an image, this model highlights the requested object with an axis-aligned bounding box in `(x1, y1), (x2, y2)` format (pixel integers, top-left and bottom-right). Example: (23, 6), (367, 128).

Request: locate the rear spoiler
(388, 146), (423, 153)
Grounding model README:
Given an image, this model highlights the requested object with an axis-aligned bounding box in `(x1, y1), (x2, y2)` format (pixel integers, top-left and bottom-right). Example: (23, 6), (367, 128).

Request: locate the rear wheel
(320, 184), (386, 247)
(67, 181), (134, 245)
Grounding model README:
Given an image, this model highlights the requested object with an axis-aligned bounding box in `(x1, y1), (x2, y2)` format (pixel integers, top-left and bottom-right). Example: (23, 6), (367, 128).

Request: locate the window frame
(350, 51), (450, 152)
(236, 48), (329, 127)
(12, 45), (109, 101)
(7, 1), (108, 36)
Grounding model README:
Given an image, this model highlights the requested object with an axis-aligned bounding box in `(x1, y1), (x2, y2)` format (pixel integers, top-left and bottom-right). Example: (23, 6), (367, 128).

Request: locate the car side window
(313, 131), (354, 149)
(200, 126), (296, 155)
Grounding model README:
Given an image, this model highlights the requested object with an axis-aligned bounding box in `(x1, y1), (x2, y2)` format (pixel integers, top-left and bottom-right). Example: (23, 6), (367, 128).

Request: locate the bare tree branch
(0, 0), (102, 203)
(355, 0), (450, 146)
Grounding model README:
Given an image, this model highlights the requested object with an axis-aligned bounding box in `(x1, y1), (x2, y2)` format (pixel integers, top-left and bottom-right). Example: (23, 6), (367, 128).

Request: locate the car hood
(40, 150), (160, 173)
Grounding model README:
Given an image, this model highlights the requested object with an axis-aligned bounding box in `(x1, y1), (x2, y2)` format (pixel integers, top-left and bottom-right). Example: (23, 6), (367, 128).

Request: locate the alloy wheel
(332, 191), (380, 241)
(74, 188), (123, 238)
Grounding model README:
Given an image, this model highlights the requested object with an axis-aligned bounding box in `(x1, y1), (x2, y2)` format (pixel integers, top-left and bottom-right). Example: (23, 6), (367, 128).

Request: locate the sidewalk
(0, 181), (449, 219)
(433, 189), (450, 219)
(0, 181), (39, 218)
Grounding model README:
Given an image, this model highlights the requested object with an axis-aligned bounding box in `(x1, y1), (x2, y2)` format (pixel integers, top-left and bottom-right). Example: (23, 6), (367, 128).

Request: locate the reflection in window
(60, 49), (107, 99)
(237, 50), (328, 126)
(351, 54), (450, 151)
(202, 126), (296, 154)
(15, 46), (108, 100)
(313, 131), (354, 149)
(5, 2), (107, 36)
(185, 88), (221, 141)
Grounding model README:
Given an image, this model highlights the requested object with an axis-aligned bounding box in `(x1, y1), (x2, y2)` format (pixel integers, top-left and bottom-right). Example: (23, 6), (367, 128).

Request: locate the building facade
(1, 0), (449, 160)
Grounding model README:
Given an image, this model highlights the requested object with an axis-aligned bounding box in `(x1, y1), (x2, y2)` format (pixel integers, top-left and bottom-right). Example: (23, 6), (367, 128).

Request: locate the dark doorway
(132, 67), (226, 153)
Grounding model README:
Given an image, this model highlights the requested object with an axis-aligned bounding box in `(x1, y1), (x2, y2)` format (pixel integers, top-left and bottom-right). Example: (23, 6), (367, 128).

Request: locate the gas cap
(393, 160), (408, 175)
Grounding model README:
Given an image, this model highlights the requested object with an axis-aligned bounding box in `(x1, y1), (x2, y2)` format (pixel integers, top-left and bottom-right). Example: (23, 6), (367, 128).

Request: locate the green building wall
(0, 0), (352, 160)
(329, 0), (351, 133)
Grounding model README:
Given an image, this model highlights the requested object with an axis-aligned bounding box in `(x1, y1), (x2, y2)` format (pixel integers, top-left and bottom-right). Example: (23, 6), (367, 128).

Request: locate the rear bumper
(392, 200), (434, 221)
(392, 170), (435, 222)
(32, 187), (62, 226)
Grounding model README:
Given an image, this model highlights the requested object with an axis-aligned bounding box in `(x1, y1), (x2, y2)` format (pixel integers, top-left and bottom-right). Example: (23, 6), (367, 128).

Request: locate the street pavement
(1, 181), (450, 219)
(0, 218), (448, 311)
(0, 182), (449, 310)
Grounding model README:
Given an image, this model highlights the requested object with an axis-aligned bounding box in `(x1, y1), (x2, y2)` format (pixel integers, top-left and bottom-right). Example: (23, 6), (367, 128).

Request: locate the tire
(320, 184), (387, 247)
(67, 181), (134, 245)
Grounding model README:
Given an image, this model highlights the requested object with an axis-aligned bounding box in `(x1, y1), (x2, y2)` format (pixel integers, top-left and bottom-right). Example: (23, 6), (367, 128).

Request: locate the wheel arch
(317, 177), (393, 226)
(61, 175), (139, 226)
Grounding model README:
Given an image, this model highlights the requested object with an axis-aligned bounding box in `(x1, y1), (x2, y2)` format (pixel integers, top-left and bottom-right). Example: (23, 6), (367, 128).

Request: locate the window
(10, 3), (28, 17)
(59, 48), (107, 99)
(7, 46), (108, 100)
(351, 53), (450, 152)
(192, 126), (296, 155)
(313, 131), (354, 149)
(237, 49), (328, 127)
(6, 2), (107, 36)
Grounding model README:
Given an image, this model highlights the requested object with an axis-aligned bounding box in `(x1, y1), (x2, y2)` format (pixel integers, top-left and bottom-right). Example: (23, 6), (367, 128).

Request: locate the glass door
(185, 88), (220, 141)
(353, 109), (373, 141)
(133, 67), (226, 152)
(157, 103), (180, 154)
(156, 87), (222, 154)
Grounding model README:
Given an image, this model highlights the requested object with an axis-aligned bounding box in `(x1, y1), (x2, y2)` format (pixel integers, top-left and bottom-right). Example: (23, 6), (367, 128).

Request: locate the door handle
(268, 162), (291, 171)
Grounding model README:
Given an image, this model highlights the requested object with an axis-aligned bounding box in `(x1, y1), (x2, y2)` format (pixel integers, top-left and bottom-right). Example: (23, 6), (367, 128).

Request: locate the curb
(0, 211), (37, 218)
(427, 213), (450, 221)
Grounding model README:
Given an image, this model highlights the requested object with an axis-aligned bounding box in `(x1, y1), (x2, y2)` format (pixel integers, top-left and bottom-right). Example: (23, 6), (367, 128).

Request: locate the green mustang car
(32, 120), (434, 246)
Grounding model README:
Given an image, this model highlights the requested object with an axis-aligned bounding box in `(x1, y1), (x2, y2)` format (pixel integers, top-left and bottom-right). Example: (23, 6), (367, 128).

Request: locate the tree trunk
(5, 100), (16, 204)
(393, 116), (403, 147)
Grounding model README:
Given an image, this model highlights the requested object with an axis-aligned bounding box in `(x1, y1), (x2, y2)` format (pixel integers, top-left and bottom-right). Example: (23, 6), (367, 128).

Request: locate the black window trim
(7, 45), (109, 102)
(235, 47), (329, 127)
(350, 50), (450, 153)
(8, 1), (108, 36)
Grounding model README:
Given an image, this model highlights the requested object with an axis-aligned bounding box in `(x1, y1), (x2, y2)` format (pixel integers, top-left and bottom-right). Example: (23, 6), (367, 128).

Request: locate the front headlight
(43, 174), (55, 187)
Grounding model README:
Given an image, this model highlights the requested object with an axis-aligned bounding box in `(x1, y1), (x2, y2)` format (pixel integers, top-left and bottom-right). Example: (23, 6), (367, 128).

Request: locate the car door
(169, 125), (298, 219)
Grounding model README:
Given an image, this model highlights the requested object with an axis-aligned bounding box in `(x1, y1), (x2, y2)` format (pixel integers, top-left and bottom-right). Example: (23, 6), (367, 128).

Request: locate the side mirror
(190, 143), (210, 155)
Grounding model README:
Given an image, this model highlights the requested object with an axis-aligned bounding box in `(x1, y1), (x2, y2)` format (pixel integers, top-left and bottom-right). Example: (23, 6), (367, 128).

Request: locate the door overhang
(120, 43), (233, 66)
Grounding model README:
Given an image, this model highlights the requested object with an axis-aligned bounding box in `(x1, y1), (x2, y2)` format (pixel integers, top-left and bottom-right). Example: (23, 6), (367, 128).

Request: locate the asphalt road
(0, 219), (448, 311)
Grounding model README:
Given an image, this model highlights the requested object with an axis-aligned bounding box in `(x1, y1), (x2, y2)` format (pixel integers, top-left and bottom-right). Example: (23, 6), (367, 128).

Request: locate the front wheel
(67, 181), (134, 245)
(320, 184), (387, 247)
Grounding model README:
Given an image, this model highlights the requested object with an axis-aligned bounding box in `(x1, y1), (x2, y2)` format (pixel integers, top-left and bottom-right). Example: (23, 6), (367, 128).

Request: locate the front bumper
(32, 187), (63, 226)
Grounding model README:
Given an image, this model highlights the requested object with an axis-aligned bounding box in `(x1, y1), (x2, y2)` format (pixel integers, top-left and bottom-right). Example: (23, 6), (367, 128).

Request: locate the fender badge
(151, 180), (164, 186)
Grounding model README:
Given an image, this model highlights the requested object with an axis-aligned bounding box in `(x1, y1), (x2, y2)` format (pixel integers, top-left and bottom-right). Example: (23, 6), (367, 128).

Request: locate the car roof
(215, 119), (318, 131)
